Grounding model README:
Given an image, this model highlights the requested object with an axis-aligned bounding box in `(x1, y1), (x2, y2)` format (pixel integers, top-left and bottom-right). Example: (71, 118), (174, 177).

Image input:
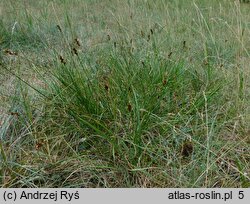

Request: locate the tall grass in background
(0, 0), (249, 187)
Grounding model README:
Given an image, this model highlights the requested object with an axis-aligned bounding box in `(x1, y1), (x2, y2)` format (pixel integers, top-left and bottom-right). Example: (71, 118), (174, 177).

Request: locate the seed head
(35, 140), (45, 150)
(162, 78), (167, 86)
(107, 34), (111, 41)
(128, 103), (132, 112)
(59, 55), (66, 65)
(183, 40), (186, 49)
(4, 49), (18, 56)
(9, 112), (19, 116)
(141, 61), (145, 67)
(147, 34), (151, 41)
(104, 83), (109, 91)
(74, 38), (81, 47)
(56, 25), (62, 33)
(168, 52), (173, 58)
(141, 30), (145, 37)
(72, 47), (78, 55)
(35, 143), (42, 150)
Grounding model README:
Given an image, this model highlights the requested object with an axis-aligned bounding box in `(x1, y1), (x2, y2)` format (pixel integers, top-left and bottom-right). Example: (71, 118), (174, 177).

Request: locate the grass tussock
(0, 0), (250, 187)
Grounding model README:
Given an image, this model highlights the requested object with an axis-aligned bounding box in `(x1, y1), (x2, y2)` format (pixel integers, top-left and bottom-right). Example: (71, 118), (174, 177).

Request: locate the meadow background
(0, 0), (249, 187)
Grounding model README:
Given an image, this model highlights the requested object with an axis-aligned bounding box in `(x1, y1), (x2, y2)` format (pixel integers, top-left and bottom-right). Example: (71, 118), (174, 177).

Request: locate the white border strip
(0, 188), (249, 204)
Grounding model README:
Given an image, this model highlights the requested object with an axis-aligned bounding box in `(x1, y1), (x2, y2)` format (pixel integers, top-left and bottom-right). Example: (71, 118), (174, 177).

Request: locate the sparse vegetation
(0, 0), (249, 187)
